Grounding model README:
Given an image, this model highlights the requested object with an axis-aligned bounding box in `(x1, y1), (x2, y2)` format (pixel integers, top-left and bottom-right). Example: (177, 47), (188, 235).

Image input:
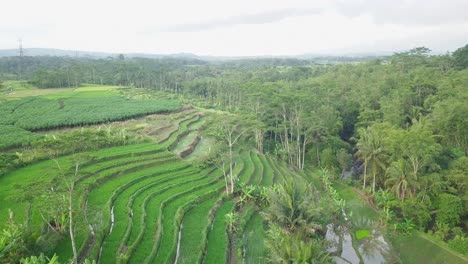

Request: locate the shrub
(448, 236), (468, 255)
(435, 193), (463, 229)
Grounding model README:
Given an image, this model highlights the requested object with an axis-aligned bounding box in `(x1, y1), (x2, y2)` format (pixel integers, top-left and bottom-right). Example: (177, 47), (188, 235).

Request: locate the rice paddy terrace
(0, 101), (307, 264)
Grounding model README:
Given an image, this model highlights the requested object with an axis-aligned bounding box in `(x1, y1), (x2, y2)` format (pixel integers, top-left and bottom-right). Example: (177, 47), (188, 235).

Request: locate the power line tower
(18, 38), (24, 79)
(18, 38), (24, 57)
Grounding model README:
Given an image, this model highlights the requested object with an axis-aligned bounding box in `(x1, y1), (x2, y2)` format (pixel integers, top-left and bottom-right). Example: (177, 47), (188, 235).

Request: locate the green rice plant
(238, 151), (254, 184)
(265, 156), (282, 184)
(0, 143), (164, 232)
(175, 196), (219, 263)
(235, 205), (255, 262)
(258, 155), (273, 186)
(126, 170), (222, 263)
(151, 185), (222, 264)
(243, 213), (266, 264)
(80, 161), (189, 259)
(172, 131), (199, 155)
(124, 167), (216, 255)
(204, 200), (235, 264)
(159, 115), (199, 147)
(98, 168), (198, 261)
(118, 169), (213, 259)
(249, 152), (263, 186)
(75, 150), (169, 187)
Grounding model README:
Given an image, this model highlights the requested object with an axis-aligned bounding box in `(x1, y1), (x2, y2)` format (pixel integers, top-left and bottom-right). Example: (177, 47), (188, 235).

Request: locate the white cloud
(0, 0), (467, 55)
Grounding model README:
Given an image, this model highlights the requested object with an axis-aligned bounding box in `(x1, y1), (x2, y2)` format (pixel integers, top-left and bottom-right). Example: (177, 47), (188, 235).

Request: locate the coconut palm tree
(262, 177), (323, 236)
(356, 127), (387, 194)
(265, 225), (332, 264)
(385, 160), (417, 200)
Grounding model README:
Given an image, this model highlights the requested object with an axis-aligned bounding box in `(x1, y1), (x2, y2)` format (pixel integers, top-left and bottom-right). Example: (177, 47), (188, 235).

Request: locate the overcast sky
(1, 0), (467, 56)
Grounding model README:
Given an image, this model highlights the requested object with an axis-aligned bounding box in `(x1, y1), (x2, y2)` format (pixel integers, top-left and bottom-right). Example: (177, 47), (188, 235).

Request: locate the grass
(266, 156), (288, 184)
(120, 169), (210, 249)
(73, 85), (121, 92)
(151, 181), (223, 263)
(0, 80), (73, 98)
(0, 143), (167, 259)
(176, 196), (218, 263)
(332, 181), (379, 225)
(204, 200), (235, 264)
(232, 154), (245, 180)
(63, 159), (187, 258)
(249, 152), (263, 185)
(122, 174), (213, 261)
(184, 137), (216, 161)
(243, 213), (266, 264)
(172, 131), (199, 155)
(0, 83), (122, 99)
(356, 229), (372, 240)
(391, 232), (468, 264)
(238, 151), (254, 184)
(97, 168), (198, 261)
(160, 115), (200, 148)
(9, 144), (173, 256)
(258, 155), (273, 186)
(126, 170), (221, 263)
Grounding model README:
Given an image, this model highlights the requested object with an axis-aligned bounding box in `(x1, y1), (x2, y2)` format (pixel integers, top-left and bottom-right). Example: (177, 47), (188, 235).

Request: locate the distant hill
(0, 48), (113, 58)
(0, 47), (388, 62)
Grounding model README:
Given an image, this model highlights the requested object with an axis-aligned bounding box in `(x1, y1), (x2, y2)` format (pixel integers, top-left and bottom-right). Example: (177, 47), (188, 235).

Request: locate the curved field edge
(204, 200), (235, 264)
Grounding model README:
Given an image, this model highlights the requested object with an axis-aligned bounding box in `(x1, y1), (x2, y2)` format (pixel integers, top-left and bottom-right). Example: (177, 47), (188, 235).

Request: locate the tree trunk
(229, 143), (234, 194)
(372, 168), (376, 194)
(301, 136), (307, 169)
(316, 144), (321, 167)
(69, 182), (78, 264)
(362, 159), (367, 190)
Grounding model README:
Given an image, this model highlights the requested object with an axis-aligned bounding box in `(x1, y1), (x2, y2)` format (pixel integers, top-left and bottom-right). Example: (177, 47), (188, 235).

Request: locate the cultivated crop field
(0, 84), (181, 149)
(0, 94), (309, 263)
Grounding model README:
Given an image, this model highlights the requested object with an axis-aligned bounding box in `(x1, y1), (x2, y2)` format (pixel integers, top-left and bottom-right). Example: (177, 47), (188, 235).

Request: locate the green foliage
(263, 177), (326, 236)
(0, 96), (180, 131)
(320, 148), (336, 171)
(435, 193), (463, 229)
(243, 213), (266, 264)
(355, 229), (371, 240)
(448, 236), (468, 255)
(393, 218), (416, 235)
(0, 125), (41, 149)
(225, 212), (239, 233)
(31, 67), (82, 88)
(265, 225), (332, 264)
(336, 148), (352, 173)
(20, 254), (60, 264)
(355, 126), (386, 194)
(205, 201), (234, 264)
(400, 198), (431, 229)
(0, 210), (28, 264)
(453, 44), (468, 69)
(320, 168), (345, 212)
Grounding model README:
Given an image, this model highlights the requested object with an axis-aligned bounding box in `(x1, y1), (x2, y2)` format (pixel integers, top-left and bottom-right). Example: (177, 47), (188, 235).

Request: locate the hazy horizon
(1, 0), (467, 56)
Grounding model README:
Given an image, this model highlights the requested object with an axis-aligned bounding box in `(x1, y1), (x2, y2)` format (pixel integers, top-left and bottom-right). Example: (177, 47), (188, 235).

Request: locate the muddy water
(326, 223), (395, 264)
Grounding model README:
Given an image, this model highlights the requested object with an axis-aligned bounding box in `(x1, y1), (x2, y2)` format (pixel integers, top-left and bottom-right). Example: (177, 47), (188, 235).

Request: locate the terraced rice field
(0, 107), (311, 264)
